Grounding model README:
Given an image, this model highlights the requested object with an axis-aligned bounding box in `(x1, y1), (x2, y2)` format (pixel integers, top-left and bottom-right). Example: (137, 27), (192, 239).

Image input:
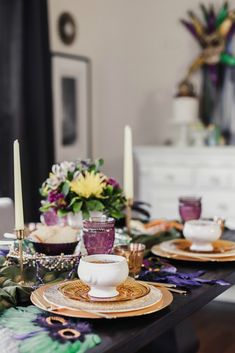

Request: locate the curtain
(0, 0), (54, 222)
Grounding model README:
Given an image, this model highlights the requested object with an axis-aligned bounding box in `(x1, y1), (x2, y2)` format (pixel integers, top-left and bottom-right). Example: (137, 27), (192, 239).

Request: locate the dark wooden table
(89, 231), (235, 353)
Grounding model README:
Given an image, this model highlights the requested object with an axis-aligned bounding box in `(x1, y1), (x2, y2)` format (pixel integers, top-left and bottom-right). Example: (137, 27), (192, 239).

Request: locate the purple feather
(139, 256), (230, 289)
(207, 5), (216, 33)
(180, 19), (203, 45)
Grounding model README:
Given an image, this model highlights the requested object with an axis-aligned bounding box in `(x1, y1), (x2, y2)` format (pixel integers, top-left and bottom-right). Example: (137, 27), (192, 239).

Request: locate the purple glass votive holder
(179, 197), (202, 222)
(83, 217), (115, 255)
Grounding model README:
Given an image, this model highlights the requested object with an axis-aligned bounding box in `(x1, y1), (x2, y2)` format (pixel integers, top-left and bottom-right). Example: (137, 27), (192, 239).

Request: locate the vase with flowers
(39, 159), (126, 227)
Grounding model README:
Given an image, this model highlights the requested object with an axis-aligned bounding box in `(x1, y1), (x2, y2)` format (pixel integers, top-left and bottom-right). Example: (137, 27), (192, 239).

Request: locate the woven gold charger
(31, 283), (173, 319)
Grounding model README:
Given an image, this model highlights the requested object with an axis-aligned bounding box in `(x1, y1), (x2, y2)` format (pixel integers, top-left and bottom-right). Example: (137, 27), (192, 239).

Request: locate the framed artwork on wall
(51, 53), (91, 162)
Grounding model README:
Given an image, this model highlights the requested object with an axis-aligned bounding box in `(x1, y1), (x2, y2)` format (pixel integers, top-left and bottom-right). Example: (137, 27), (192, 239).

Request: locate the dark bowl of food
(27, 239), (79, 256)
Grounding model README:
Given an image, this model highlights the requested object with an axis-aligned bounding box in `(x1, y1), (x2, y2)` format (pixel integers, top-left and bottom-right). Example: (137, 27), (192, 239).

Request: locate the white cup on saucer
(183, 220), (222, 252)
(78, 254), (129, 298)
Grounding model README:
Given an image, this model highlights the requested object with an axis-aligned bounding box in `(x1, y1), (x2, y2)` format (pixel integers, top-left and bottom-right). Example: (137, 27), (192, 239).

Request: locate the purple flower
(48, 191), (65, 203)
(107, 177), (120, 189)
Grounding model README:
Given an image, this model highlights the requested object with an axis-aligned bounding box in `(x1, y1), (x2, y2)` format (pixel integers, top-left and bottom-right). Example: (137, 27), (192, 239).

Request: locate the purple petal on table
(161, 265), (177, 273)
(173, 270), (205, 279)
(143, 259), (152, 268)
(195, 278), (230, 286)
(164, 276), (202, 287)
(214, 279), (230, 286)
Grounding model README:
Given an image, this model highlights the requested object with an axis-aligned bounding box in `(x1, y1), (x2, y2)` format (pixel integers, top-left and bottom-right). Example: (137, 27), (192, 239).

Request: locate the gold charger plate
(44, 281), (162, 313)
(31, 284), (173, 319)
(152, 244), (235, 262)
(160, 239), (235, 258)
(59, 278), (150, 303)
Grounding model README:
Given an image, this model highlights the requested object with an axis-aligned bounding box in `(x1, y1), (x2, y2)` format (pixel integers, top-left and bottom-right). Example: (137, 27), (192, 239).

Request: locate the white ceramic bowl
(183, 220), (222, 252)
(78, 254), (129, 298)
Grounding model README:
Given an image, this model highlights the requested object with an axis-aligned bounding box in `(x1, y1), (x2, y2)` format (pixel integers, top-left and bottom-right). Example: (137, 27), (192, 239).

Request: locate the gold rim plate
(152, 244), (235, 262)
(59, 278), (150, 303)
(160, 239), (235, 258)
(31, 284), (173, 319)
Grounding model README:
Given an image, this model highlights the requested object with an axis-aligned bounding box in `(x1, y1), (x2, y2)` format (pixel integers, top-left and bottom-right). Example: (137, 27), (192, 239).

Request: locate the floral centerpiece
(39, 159), (126, 220)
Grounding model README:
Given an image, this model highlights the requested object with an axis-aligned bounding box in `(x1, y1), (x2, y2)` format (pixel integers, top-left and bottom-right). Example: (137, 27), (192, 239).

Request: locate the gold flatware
(138, 280), (176, 288)
(32, 292), (111, 319)
(138, 281), (187, 295)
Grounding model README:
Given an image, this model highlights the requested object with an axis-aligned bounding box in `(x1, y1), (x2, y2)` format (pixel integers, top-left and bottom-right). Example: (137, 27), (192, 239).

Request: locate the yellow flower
(70, 171), (107, 199)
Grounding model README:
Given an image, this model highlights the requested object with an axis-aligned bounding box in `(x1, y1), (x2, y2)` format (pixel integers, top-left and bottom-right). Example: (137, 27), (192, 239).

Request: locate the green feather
(216, 3), (228, 28)
(0, 306), (101, 353)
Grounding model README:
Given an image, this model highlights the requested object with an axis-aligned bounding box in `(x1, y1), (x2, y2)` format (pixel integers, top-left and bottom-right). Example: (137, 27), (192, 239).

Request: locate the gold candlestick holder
(15, 229), (25, 283)
(126, 198), (133, 235)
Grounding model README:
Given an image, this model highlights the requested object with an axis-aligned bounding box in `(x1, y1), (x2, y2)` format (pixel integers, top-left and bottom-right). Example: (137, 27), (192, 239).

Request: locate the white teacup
(78, 254), (129, 298)
(183, 220), (222, 252)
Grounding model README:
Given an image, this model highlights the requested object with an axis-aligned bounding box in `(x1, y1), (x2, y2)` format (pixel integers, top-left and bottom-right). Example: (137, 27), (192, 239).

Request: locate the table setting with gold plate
(152, 220), (235, 262)
(30, 254), (173, 319)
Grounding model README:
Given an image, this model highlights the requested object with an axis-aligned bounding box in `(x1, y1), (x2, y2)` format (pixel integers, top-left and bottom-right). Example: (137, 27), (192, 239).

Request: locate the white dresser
(135, 146), (235, 223)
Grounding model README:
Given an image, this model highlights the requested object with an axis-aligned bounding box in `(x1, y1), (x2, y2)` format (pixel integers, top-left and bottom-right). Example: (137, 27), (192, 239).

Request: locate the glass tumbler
(83, 217), (115, 255)
(179, 197), (202, 222)
(113, 243), (146, 278)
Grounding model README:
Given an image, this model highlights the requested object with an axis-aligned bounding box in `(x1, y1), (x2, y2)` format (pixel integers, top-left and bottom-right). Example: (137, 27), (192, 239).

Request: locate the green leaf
(105, 185), (113, 195)
(86, 200), (104, 211)
(73, 201), (83, 213)
(68, 197), (79, 207)
(82, 208), (90, 219)
(96, 158), (104, 169)
(62, 181), (70, 196)
(39, 203), (54, 212)
(57, 209), (68, 217)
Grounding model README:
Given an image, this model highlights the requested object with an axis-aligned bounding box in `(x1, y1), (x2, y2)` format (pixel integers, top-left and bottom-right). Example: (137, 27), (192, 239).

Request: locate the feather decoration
(216, 2), (228, 28)
(207, 4), (216, 33)
(0, 306), (101, 353)
(200, 3), (209, 24)
(187, 10), (205, 37)
(218, 16), (234, 38)
(180, 19), (205, 47)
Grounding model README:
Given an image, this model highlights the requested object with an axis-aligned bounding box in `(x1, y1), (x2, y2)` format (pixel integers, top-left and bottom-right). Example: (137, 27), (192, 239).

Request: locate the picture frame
(51, 53), (91, 162)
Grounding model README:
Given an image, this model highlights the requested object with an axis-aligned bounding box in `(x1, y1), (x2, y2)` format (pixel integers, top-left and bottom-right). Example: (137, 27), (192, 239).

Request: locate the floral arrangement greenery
(40, 159), (126, 220)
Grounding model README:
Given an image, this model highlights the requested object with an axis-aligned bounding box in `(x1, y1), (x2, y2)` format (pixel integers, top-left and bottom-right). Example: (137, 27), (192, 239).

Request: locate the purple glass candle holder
(83, 217), (115, 255)
(179, 197), (202, 222)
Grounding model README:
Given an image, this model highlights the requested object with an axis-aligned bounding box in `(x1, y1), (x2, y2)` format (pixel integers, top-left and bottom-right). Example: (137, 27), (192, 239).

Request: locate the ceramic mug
(78, 254), (129, 298)
(183, 220), (222, 252)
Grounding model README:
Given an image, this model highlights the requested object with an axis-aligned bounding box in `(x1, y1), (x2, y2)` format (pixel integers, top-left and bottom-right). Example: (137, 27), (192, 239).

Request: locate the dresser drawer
(195, 168), (231, 188)
(202, 198), (235, 219)
(152, 168), (192, 187)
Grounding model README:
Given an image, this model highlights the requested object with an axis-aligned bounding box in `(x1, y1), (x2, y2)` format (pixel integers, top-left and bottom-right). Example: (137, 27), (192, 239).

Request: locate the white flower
(46, 173), (62, 190)
(73, 170), (81, 180)
(60, 161), (76, 174)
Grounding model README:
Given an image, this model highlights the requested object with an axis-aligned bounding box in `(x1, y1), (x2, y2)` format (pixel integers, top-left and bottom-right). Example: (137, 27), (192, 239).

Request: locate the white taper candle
(13, 140), (24, 230)
(123, 125), (134, 200)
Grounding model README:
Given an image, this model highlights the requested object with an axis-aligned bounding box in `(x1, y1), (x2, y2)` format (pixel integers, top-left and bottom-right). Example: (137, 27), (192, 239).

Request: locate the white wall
(47, 0), (229, 186)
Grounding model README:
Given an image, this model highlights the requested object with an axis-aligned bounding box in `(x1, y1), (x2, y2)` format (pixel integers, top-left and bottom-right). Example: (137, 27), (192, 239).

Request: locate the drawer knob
(218, 203), (228, 211)
(166, 174), (175, 182)
(210, 177), (220, 185)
